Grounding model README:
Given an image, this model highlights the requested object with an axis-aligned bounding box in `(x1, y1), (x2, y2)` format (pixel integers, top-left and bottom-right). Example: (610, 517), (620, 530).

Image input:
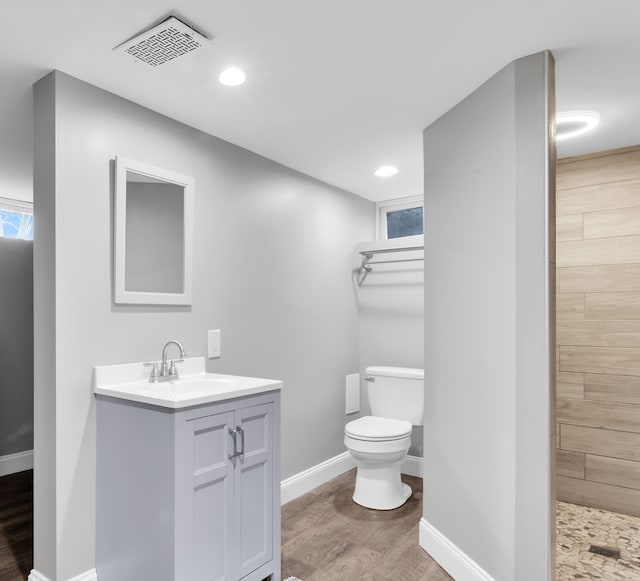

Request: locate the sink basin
(165, 376), (243, 390)
(94, 356), (281, 408)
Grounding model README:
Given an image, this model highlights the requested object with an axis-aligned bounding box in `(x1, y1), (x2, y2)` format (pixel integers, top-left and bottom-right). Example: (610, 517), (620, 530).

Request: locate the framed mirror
(114, 156), (194, 305)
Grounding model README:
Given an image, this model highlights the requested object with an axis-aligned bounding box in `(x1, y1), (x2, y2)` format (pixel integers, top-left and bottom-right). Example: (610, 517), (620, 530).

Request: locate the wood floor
(281, 470), (452, 581)
(0, 469), (448, 581)
(0, 470), (32, 581)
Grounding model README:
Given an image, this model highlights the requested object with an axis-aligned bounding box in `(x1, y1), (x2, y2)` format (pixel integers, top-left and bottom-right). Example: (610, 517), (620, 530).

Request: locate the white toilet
(344, 366), (424, 510)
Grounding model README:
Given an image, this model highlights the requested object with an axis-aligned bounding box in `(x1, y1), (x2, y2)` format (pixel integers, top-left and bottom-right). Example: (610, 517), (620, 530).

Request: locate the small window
(0, 198), (33, 241)
(377, 196), (424, 240)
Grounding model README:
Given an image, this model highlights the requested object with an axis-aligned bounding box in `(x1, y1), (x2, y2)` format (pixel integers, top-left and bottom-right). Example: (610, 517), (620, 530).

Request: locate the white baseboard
(281, 451), (356, 504)
(402, 454), (423, 477)
(28, 568), (97, 581)
(281, 451), (424, 505)
(419, 518), (495, 581)
(0, 449), (33, 477)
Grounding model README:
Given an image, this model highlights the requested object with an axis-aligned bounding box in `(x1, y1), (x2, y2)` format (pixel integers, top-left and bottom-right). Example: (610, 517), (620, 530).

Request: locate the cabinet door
(189, 410), (236, 581)
(233, 402), (273, 579)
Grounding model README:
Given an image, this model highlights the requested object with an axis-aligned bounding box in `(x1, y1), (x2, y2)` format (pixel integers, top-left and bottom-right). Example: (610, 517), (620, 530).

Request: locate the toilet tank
(366, 366), (424, 426)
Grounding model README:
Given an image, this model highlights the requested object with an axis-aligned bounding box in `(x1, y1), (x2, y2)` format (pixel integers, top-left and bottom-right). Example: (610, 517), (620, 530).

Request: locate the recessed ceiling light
(556, 110), (600, 140)
(374, 166), (398, 177)
(219, 67), (246, 86)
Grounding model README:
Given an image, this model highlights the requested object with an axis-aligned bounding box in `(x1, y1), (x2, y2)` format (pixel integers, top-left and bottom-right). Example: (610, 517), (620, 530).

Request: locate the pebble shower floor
(556, 501), (640, 580)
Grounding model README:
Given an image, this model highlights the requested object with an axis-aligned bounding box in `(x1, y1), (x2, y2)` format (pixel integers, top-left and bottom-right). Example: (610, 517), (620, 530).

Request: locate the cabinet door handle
(229, 428), (238, 460)
(237, 426), (245, 457)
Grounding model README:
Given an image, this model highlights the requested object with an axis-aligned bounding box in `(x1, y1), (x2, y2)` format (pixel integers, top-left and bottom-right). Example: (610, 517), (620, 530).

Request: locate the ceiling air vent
(114, 16), (210, 67)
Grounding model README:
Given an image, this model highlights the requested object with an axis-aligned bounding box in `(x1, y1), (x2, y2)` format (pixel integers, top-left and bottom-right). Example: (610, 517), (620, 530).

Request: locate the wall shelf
(357, 235), (424, 273)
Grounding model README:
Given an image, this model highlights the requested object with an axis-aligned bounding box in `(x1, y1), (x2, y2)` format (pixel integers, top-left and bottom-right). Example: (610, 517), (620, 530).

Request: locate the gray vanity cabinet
(176, 400), (277, 580)
(97, 389), (281, 581)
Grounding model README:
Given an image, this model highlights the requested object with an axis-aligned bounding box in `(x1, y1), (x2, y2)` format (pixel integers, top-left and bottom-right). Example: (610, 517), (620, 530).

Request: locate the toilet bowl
(344, 366), (424, 511)
(344, 416), (412, 510)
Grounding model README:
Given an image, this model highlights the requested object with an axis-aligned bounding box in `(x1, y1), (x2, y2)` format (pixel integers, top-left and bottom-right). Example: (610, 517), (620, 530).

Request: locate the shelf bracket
(361, 252), (374, 273)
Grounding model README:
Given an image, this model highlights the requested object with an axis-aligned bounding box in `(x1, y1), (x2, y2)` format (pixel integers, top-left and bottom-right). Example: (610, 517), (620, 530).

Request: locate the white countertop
(94, 356), (282, 409)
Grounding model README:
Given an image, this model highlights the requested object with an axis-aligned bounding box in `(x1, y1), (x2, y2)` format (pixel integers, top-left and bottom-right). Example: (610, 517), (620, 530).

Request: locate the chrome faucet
(161, 340), (186, 379)
(144, 340), (186, 383)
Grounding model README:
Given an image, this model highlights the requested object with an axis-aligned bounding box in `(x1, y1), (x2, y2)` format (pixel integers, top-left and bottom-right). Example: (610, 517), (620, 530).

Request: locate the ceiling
(2, 1), (640, 203)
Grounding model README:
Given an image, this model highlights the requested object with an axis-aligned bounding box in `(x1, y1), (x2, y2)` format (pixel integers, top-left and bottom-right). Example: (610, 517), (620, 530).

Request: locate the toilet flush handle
(364, 376), (375, 382)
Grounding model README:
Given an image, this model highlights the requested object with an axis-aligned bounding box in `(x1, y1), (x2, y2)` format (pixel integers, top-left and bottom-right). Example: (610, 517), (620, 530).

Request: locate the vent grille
(114, 16), (209, 67)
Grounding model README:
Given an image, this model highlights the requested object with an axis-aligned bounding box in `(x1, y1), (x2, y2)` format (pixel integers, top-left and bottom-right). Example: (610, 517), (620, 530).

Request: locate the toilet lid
(345, 416), (412, 441)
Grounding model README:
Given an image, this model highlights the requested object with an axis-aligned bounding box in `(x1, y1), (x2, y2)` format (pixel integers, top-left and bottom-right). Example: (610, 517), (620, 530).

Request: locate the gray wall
(422, 52), (554, 580)
(33, 71), (374, 579)
(356, 258), (424, 455)
(0, 237), (33, 458)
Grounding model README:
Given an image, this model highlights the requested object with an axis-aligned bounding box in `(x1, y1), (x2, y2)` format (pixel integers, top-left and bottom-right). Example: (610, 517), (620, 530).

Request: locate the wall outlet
(345, 373), (360, 414)
(207, 330), (221, 358)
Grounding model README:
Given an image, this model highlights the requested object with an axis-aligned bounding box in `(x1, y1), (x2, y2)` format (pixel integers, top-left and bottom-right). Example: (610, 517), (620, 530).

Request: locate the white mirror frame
(114, 156), (194, 305)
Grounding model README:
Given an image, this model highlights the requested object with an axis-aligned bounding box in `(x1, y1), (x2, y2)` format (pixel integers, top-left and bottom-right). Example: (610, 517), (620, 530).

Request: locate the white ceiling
(2, 1), (640, 203)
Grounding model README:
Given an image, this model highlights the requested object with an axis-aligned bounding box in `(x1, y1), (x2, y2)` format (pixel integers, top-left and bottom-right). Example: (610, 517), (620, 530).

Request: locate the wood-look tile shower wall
(557, 145), (640, 517)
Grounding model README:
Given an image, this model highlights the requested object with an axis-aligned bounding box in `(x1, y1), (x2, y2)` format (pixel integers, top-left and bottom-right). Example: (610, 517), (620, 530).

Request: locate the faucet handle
(168, 358), (184, 376)
(143, 361), (160, 382)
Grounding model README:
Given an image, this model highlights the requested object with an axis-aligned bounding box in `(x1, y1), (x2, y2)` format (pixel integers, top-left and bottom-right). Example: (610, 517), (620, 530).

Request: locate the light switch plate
(345, 373), (360, 414)
(208, 330), (221, 358)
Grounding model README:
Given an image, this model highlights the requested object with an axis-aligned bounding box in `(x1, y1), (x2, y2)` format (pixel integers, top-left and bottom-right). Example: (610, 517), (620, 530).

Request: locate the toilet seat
(345, 416), (412, 441)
